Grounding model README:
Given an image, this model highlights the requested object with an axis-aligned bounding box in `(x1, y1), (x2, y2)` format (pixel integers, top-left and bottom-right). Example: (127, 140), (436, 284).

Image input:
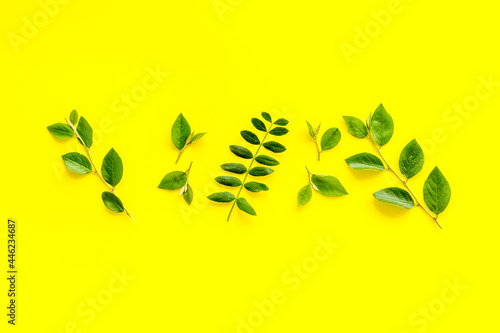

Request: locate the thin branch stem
(314, 140), (321, 161)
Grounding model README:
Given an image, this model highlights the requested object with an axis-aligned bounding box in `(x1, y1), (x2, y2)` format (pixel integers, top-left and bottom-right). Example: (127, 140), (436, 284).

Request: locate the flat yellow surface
(1, 0), (499, 332)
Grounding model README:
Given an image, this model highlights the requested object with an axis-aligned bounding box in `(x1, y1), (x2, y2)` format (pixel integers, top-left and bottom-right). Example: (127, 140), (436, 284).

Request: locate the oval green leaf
(215, 176), (242, 187)
(102, 191), (124, 213)
(274, 118), (288, 126)
(101, 148), (123, 187)
(70, 110), (79, 125)
(423, 167), (451, 216)
(229, 145), (253, 159)
(76, 116), (93, 148)
(297, 185), (312, 207)
(158, 171), (187, 190)
(269, 127), (289, 136)
(342, 116), (368, 138)
(255, 155), (279, 166)
(320, 127), (341, 151)
(241, 130), (260, 145)
(183, 184), (193, 205)
(252, 118), (267, 132)
(261, 112), (272, 123)
(47, 123), (74, 139)
(370, 104), (394, 146)
(306, 121), (315, 139)
(249, 167), (274, 177)
(221, 163), (247, 174)
(263, 141), (286, 153)
(207, 192), (236, 203)
(311, 175), (348, 197)
(244, 182), (269, 192)
(345, 152), (385, 171)
(191, 132), (206, 143)
(373, 187), (415, 209)
(236, 198), (257, 216)
(62, 152), (92, 174)
(171, 113), (191, 150)
(399, 139), (424, 179)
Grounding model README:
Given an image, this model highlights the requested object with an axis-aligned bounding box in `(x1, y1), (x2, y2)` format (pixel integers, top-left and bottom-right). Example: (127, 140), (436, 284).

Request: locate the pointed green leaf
(70, 110), (79, 125)
(269, 127), (289, 136)
(306, 121), (315, 139)
(274, 118), (288, 126)
(183, 184), (193, 205)
(320, 127), (341, 151)
(399, 139), (424, 179)
(343, 116), (368, 138)
(215, 176), (242, 187)
(101, 148), (123, 187)
(229, 145), (253, 159)
(311, 175), (348, 197)
(47, 123), (74, 139)
(297, 185), (312, 207)
(373, 187), (415, 209)
(221, 163), (247, 174)
(102, 191), (124, 213)
(76, 116), (93, 148)
(252, 118), (267, 132)
(241, 130), (260, 145)
(62, 152), (92, 174)
(191, 132), (206, 143)
(263, 141), (286, 153)
(236, 198), (257, 216)
(261, 112), (272, 122)
(345, 153), (385, 171)
(171, 113), (191, 150)
(207, 192), (236, 203)
(423, 167), (451, 216)
(370, 104), (394, 146)
(255, 155), (279, 166)
(244, 182), (269, 192)
(158, 171), (187, 190)
(249, 167), (274, 177)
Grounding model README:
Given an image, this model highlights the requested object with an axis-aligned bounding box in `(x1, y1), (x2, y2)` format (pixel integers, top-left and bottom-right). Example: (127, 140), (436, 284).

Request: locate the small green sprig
(47, 110), (134, 221)
(171, 113), (206, 164)
(158, 161), (194, 205)
(343, 104), (451, 229)
(306, 121), (341, 161)
(297, 167), (348, 206)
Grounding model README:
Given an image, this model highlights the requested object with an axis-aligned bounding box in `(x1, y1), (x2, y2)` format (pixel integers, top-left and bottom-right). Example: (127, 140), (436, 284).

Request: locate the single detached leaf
(183, 184), (193, 205)
(373, 187), (415, 209)
(274, 118), (289, 126)
(252, 118), (267, 132)
(343, 116), (368, 138)
(221, 163), (247, 174)
(171, 113), (191, 150)
(102, 191), (124, 213)
(263, 141), (286, 153)
(76, 116), (93, 148)
(269, 127), (289, 136)
(399, 139), (424, 179)
(370, 104), (394, 146)
(423, 167), (451, 216)
(158, 171), (187, 190)
(320, 127), (341, 151)
(229, 145), (253, 159)
(306, 121), (315, 139)
(255, 155), (280, 166)
(207, 192), (236, 202)
(62, 152), (92, 174)
(191, 132), (206, 143)
(236, 198), (257, 216)
(47, 123), (74, 139)
(101, 148), (123, 187)
(345, 152), (385, 171)
(244, 182), (269, 192)
(261, 112), (272, 123)
(70, 110), (79, 125)
(215, 176), (242, 187)
(311, 175), (348, 197)
(241, 130), (260, 145)
(297, 185), (312, 207)
(249, 167), (274, 177)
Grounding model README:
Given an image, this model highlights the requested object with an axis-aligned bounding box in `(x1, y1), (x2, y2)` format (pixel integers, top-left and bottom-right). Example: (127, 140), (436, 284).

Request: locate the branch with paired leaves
(306, 121), (341, 161)
(343, 104), (451, 229)
(208, 112), (289, 221)
(297, 167), (348, 206)
(47, 110), (134, 221)
(158, 161), (194, 205)
(171, 113), (206, 164)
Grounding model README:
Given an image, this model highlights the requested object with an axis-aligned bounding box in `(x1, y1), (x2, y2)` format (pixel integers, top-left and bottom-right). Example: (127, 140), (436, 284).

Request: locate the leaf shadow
(347, 167), (385, 181)
(372, 199), (411, 220)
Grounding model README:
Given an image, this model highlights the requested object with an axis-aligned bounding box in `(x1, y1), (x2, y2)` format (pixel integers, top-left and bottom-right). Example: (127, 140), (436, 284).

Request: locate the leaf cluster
(306, 121), (341, 161)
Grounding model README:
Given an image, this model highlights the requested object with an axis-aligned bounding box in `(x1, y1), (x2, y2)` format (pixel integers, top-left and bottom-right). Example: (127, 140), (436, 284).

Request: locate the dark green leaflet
(102, 191), (124, 213)
(76, 116), (93, 148)
(241, 130), (260, 145)
(158, 171), (187, 190)
(101, 148), (123, 187)
(298, 168), (348, 206)
(221, 163), (247, 174)
(230, 145), (253, 159)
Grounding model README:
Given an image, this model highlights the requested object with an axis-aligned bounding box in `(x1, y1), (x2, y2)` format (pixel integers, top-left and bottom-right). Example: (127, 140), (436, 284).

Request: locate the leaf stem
(227, 123), (273, 222)
(65, 118), (135, 222)
(314, 140), (321, 161)
(366, 134), (441, 229)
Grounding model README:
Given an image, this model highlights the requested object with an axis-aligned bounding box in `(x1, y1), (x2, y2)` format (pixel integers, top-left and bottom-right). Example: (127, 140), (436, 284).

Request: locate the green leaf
(236, 198), (257, 216)
(62, 152), (92, 174)
(311, 175), (348, 197)
(255, 155), (279, 166)
(306, 121), (315, 138)
(158, 171), (187, 190)
(102, 191), (124, 213)
(263, 141), (286, 153)
(370, 104), (394, 146)
(241, 130), (260, 145)
(399, 139), (424, 179)
(47, 123), (74, 139)
(70, 110), (79, 125)
(183, 184), (193, 205)
(215, 176), (242, 187)
(171, 113), (191, 150)
(423, 167), (451, 216)
(373, 187), (415, 209)
(191, 132), (206, 143)
(249, 167), (274, 177)
(76, 116), (93, 148)
(229, 145), (253, 159)
(342, 116), (368, 138)
(345, 153), (385, 171)
(221, 163), (247, 174)
(320, 128), (341, 151)
(101, 148), (123, 187)
(244, 182), (269, 192)
(261, 112), (272, 122)
(207, 192), (236, 202)
(251, 118), (267, 132)
(274, 118), (288, 126)
(269, 127), (289, 136)
(297, 185), (312, 207)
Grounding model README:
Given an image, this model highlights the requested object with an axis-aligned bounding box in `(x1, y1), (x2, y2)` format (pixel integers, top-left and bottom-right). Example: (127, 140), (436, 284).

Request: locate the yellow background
(1, 0), (499, 332)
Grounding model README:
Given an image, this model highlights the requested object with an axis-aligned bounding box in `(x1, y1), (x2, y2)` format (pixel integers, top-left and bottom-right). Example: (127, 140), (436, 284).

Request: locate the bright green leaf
(158, 171), (187, 190)
(320, 127), (341, 151)
(399, 139), (424, 179)
(236, 198), (257, 216)
(306, 121), (315, 139)
(171, 113), (191, 150)
(373, 187), (415, 209)
(345, 152), (385, 171)
(297, 185), (312, 207)
(183, 184), (193, 205)
(101, 148), (123, 187)
(47, 123), (74, 139)
(76, 116), (93, 148)
(102, 191), (124, 213)
(423, 167), (451, 216)
(311, 174), (348, 197)
(191, 132), (206, 143)
(343, 116), (368, 138)
(70, 110), (79, 125)
(62, 152), (92, 174)
(370, 104), (394, 146)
